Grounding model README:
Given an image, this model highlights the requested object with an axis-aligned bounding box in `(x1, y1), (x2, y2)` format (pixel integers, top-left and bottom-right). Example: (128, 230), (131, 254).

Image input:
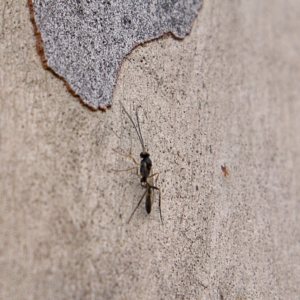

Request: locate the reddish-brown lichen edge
(28, 0), (202, 111)
(27, 0), (106, 111)
(112, 2), (203, 102)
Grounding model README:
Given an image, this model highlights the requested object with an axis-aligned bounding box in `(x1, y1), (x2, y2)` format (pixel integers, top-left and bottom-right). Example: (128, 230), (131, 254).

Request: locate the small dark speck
(122, 15), (131, 26)
(196, 185), (199, 191)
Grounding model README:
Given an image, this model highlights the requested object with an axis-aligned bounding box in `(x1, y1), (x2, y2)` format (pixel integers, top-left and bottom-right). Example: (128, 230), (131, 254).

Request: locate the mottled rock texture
(30, 0), (202, 109)
(1, 0), (300, 299)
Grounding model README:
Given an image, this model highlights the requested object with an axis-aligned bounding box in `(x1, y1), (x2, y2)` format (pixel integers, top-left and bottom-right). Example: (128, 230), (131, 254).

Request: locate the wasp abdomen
(145, 195), (152, 214)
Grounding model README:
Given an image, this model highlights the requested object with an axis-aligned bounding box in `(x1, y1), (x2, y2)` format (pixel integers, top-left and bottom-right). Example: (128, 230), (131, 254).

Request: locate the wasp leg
(148, 172), (159, 179)
(112, 149), (139, 165)
(152, 173), (163, 225)
(127, 189), (147, 224)
(112, 167), (138, 172)
(148, 178), (163, 225)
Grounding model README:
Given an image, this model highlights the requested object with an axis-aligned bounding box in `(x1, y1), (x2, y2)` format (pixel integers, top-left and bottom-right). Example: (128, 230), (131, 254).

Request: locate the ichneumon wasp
(114, 101), (163, 224)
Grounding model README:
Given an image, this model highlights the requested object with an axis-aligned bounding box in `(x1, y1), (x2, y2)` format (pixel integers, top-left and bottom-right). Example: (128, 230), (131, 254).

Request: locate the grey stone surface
(30, 0), (202, 109)
(1, 0), (300, 299)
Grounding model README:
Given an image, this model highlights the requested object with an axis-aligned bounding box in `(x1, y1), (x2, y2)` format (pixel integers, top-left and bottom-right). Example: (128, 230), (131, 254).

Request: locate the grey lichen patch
(29, 0), (203, 110)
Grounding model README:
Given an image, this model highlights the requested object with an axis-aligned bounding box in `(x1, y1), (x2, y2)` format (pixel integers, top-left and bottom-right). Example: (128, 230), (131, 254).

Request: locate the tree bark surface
(0, 0), (299, 299)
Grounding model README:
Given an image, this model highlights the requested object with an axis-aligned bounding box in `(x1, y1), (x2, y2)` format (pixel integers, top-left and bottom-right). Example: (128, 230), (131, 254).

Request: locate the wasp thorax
(140, 152), (150, 159)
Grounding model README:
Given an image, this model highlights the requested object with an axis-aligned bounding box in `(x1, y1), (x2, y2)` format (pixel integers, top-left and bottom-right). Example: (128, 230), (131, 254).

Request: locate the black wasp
(114, 101), (163, 224)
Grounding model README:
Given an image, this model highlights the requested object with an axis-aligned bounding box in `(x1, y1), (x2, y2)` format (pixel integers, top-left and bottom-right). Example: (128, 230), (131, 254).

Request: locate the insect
(114, 101), (163, 224)
(221, 165), (229, 177)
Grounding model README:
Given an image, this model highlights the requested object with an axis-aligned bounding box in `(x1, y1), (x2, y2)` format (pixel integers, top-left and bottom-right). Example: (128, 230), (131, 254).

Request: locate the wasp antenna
(119, 100), (145, 150)
(135, 106), (146, 151)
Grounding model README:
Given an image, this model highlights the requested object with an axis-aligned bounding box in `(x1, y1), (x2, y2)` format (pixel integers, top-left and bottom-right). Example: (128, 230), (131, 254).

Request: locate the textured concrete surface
(30, 0), (202, 109)
(0, 0), (300, 299)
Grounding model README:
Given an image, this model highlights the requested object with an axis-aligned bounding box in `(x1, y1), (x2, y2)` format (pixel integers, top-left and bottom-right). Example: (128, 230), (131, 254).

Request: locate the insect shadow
(113, 101), (163, 224)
